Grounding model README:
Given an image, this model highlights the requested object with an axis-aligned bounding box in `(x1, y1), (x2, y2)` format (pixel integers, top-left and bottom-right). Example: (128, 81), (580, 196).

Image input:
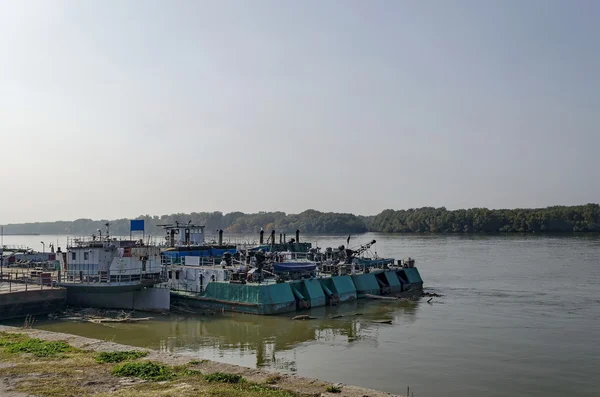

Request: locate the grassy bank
(0, 326), (398, 397)
(0, 331), (302, 397)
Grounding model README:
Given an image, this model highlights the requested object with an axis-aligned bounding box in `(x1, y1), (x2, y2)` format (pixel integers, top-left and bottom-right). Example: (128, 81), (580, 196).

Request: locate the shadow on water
(30, 298), (420, 371)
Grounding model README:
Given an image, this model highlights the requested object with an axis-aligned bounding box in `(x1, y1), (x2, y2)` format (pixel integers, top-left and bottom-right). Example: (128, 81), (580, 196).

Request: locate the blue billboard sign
(130, 220), (145, 232)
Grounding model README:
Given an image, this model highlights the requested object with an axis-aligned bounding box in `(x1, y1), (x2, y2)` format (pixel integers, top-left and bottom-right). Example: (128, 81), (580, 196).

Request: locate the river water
(2, 233), (599, 396)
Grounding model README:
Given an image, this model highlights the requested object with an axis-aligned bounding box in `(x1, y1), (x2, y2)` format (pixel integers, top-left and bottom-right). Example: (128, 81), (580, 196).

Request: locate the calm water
(3, 233), (600, 396)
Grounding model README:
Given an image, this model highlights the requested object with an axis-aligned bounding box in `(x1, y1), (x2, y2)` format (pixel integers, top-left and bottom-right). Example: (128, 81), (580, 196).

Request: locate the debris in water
(292, 315), (317, 320)
(372, 319), (393, 324)
(88, 317), (152, 323)
(48, 308), (151, 324)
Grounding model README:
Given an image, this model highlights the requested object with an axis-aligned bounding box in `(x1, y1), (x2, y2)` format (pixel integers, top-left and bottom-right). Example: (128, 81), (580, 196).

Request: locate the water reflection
(34, 299), (420, 373)
(158, 299), (420, 370)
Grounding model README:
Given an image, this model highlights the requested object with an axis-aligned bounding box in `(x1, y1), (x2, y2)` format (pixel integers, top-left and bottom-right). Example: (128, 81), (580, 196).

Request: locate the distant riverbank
(1, 203), (599, 235)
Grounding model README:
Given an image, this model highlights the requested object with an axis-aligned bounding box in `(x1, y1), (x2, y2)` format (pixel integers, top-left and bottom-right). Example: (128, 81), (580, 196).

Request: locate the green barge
(163, 228), (424, 315)
(170, 267), (424, 315)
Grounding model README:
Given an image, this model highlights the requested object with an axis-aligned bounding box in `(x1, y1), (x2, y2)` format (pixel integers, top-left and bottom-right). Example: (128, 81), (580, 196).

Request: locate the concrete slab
(0, 284), (66, 320)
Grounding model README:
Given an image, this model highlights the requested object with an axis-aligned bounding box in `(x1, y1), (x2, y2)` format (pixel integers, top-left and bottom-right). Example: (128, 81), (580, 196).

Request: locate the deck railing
(169, 282), (206, 294)
(66, 235), (161, 248)
(0, 245), (33, 252)
(0, 270), (57, 292)
(161, 256), (223, 267)
(61, 265), (166, 284)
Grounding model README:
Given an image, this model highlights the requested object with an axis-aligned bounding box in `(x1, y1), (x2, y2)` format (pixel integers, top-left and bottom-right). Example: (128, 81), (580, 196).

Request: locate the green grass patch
(108, 361), (201, 382)
(204, 372), (244, 384)
(4, 338), (71, 357)
(0, 333), (71, 358)
(188, 359), (207, 365)
(96, 350), (148, 363)
(325, 385), (342, 393)
(0, 332), (27, 346)
(111, 361), (175, 381)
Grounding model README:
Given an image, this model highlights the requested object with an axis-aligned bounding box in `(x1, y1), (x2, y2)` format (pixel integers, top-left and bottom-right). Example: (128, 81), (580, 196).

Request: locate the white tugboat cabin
(62, 237), (163, 289)
(56, 222), (169, 311)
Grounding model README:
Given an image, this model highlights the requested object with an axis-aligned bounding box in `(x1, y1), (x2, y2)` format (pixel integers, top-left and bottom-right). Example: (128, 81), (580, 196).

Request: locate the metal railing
(66, 235), (162, 248)
(169, 282), (206, 294)
(1, 245), (33, 252)
(61, 266), (166, 284)
(161, 256), (223, 267)
(0, 271), (57, 293)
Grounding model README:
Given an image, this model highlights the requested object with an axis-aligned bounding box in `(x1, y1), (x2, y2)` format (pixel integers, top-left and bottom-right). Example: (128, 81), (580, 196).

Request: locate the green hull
(372, 270), (403, 295)
(396, 268), (423, 291)
(171, 267), (424, 315)
(318, 275), (357, 304)
(172, 282), (297, 315)
(351, 273), (381, 297)
(290, 279), (326, 309)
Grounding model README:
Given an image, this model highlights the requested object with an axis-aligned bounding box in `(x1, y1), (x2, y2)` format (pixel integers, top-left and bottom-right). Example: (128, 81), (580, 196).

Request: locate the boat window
(168, 271), (172, 279)
(71, 252), (76, 261)
(175, 271), (180, 280)
(84, 252), (89, 260)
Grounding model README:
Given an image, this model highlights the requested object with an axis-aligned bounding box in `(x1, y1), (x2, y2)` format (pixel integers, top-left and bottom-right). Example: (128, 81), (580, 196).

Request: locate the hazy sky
(1, 1), (598, 223)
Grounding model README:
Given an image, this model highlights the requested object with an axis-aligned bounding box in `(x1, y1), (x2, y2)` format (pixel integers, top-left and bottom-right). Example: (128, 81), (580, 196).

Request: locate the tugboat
(56, 222), (169, 311)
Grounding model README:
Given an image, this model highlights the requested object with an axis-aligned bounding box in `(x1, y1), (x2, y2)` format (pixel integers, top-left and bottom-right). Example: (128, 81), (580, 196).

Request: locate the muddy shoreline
(0, 325), (401, 397)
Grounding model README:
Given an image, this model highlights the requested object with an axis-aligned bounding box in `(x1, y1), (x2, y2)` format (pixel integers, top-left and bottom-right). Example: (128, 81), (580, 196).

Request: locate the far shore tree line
(1, 204), (599, 236)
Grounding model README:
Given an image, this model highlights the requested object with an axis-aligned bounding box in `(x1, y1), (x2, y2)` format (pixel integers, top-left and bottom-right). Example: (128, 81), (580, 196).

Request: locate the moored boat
(168, 233), (424, 315)
(56, 222), (169, 311)
(0, 245), (59, 270)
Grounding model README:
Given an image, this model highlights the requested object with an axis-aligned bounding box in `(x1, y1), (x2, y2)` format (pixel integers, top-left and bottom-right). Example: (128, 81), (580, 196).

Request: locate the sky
(1, 0), (599, 223)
